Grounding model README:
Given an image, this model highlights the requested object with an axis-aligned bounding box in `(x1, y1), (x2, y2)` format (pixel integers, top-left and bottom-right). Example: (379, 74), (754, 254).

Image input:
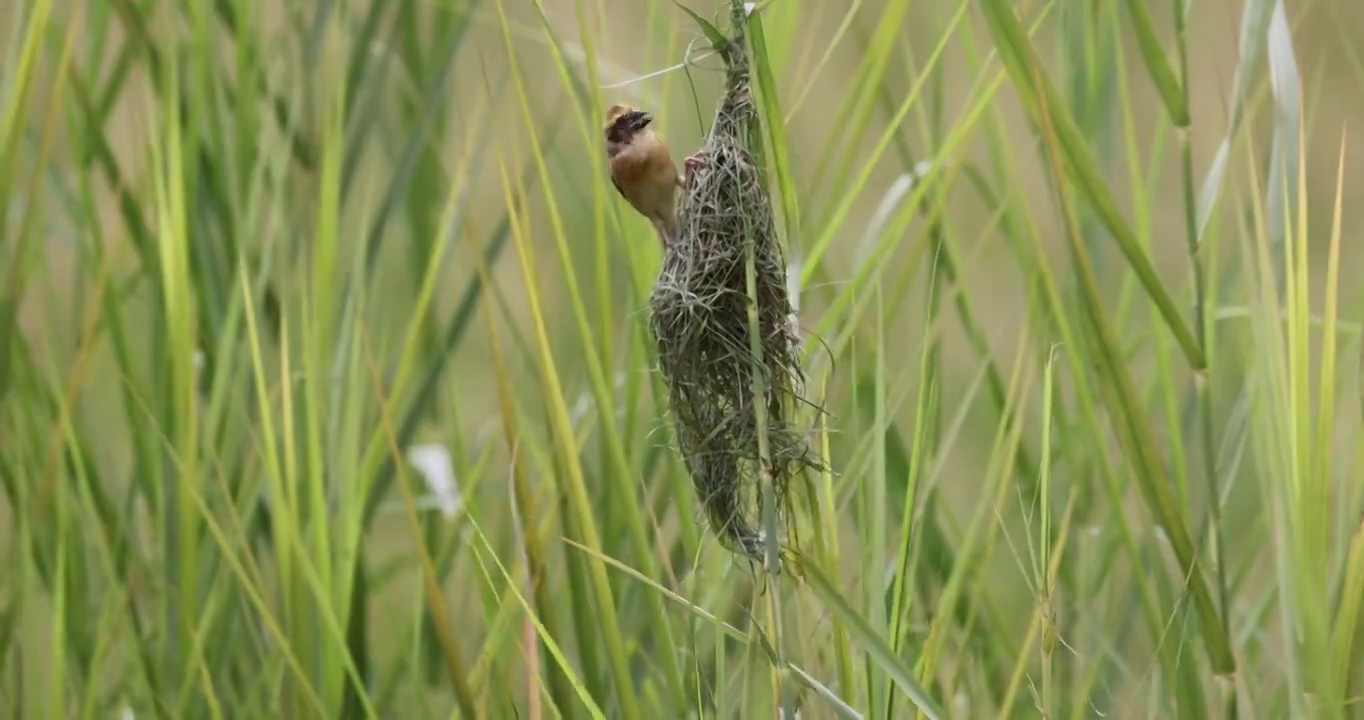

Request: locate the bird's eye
(607, 118), (633, 142)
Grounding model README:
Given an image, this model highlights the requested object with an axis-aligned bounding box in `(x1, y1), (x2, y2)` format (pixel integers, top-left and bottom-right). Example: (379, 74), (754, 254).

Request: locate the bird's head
(604, 103), (654, 145)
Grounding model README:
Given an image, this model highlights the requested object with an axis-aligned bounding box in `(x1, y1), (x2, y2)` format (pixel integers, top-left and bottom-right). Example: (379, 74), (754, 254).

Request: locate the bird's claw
(683, 151), (706, 183)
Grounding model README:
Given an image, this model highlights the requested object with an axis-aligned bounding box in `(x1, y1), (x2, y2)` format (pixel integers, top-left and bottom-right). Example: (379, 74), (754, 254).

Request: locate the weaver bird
(603, 103), (704, 250)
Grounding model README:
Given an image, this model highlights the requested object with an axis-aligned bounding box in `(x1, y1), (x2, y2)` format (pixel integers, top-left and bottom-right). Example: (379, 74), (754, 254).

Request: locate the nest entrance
(647, 28), (823, 565)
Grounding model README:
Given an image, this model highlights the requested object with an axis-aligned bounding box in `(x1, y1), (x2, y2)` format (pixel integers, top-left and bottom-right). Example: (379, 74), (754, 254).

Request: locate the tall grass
(1, 0), (1361, 717)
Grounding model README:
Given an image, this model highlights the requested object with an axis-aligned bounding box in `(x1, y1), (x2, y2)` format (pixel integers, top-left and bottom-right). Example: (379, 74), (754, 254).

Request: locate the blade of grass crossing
(66, 70), (156, 267)
(813, 371), (856, 707)
(357, 160), (532, 529)
(348, 75), (500, 710)
(555, 0), (618, 415)
(547, 416), (611, 704)
(13, 14), (79, 420)
(1058, 0), (1123, 269)
(238, 288), (304, 715)
(173, 271), (357, 718)
(858, 280), (889, 719)
(870, 71), (1044, 499)
(782, 0), (863, 123)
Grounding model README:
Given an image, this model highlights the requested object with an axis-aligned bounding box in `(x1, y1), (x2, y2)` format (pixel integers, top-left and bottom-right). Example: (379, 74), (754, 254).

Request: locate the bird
(603, 103), (704, 251)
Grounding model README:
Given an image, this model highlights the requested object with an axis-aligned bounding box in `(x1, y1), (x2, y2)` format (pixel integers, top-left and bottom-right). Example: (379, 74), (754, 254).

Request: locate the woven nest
(648, 28), (823, 565)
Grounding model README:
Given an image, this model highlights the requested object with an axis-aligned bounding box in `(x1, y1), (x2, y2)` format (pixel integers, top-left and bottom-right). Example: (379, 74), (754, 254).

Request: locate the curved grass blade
(674, 3), (731, 59)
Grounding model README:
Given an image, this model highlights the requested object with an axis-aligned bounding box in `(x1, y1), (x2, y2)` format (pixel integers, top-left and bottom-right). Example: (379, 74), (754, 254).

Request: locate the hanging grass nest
(647, 13), (823, 565)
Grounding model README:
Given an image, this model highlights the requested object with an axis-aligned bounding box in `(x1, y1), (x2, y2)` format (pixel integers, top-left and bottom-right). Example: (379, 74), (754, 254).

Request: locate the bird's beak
(629, 110), (653, 130)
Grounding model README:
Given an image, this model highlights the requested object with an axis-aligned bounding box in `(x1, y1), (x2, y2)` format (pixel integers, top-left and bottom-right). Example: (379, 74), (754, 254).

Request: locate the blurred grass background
(2, 0), (1363, 717)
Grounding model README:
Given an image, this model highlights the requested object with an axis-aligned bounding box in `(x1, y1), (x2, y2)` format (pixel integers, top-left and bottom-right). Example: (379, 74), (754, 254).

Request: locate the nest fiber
(648, 33), (821, 564)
